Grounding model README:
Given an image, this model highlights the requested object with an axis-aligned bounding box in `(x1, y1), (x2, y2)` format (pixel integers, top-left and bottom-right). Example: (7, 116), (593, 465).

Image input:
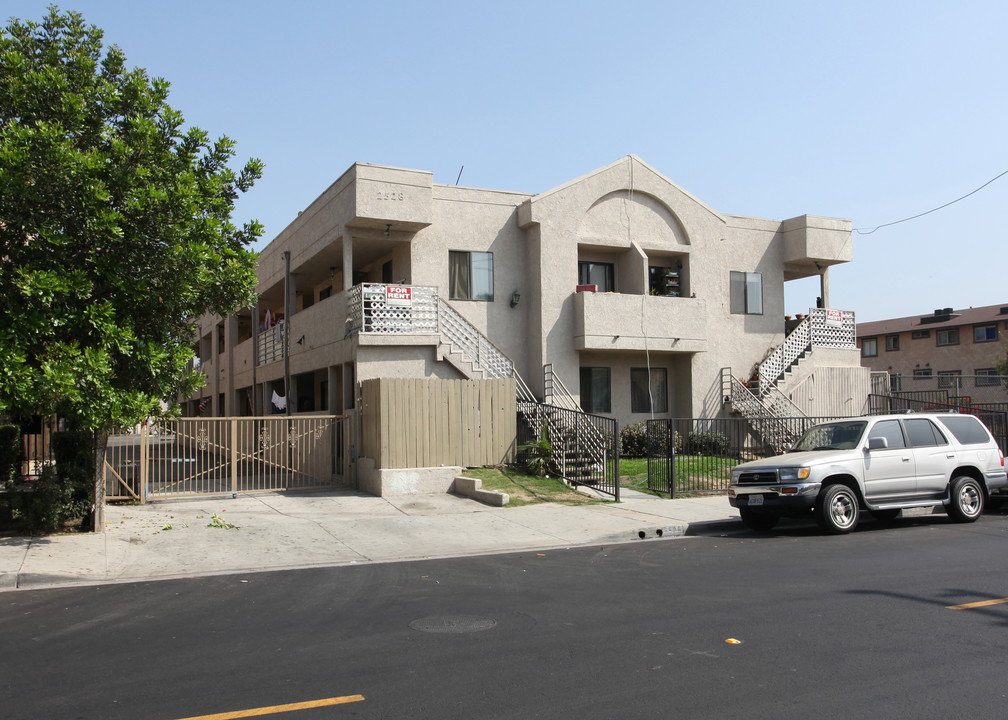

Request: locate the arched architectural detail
(577, 190), (690, 247)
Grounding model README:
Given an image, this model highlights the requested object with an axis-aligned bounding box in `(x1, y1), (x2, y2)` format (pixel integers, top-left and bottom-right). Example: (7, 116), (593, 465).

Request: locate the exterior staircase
(347, 283), (613, 492)
(723, 308), (857, 451)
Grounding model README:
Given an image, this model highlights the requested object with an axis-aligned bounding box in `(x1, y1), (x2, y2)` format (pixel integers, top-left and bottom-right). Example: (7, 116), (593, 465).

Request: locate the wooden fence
(359, 377), (517, 469)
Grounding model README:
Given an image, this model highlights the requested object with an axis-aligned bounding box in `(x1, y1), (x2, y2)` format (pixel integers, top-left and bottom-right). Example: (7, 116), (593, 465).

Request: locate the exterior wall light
(510, 291), (520, 308)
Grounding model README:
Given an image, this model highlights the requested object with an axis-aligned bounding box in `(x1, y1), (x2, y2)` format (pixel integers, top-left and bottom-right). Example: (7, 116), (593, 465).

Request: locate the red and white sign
(385, 285), (412, 307)
(824, 309), (843, 326)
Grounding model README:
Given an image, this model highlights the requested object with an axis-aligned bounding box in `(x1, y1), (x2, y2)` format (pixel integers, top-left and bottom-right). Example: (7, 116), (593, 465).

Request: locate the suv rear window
(936, 415), (992, 445)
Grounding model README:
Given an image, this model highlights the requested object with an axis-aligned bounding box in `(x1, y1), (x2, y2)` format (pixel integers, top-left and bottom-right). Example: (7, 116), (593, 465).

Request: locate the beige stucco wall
(189, 157), (856, 427)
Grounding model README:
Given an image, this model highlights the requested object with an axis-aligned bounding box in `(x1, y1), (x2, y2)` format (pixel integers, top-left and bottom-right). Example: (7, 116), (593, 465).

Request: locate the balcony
(573, 290), (707, 352)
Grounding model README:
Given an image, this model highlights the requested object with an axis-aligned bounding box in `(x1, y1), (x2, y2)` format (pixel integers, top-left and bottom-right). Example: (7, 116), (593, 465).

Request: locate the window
(976, 368), (1001, 387)
(904, 419), (947, 447)
(578, 262), (615, 292)
(911, 329), (930, 339)
(729, 271), (763, 314)
(937, 328), (959, 346)
(885, 335), (899, 351)
(631, 368), (668, 413)
(449, 251), (493, 301)
(579, 367), (611, 414)
(868, 419), (906, 448)
(937, 370), (961, 389)
(861, 338), (877, 357)
(974, 325), (997, 342)
(913, 368), (932, 378)
(889, 374), (901, 392)
(938, 415), (993, 445)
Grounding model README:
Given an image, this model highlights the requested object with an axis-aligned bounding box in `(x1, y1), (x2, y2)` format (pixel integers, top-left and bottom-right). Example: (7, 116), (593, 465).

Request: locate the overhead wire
(854, 168), (1008, 235)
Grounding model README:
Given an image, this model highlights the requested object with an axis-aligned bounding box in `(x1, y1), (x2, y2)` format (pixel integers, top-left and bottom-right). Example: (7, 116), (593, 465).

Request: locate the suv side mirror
(867, 437), (889, 451)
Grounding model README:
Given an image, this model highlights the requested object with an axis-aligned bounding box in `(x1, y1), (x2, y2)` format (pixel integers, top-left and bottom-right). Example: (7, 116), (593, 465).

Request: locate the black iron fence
(644, 416), (844, 497)
(646, 407), (1008, 497)
(517, 402), (619, 500)
(867, 394), (1008, 454)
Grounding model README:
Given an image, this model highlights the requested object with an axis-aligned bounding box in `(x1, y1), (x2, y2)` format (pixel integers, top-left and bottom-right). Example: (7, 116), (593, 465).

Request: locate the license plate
(747, 495), (763, 506)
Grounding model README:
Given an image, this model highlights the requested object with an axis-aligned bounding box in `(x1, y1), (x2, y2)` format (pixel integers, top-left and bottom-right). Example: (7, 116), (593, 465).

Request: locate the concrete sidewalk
(0, 488), (742, 592)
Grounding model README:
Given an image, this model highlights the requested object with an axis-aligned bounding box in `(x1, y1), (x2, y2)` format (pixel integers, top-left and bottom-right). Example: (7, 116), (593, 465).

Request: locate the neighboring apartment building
(185, 156), (865, 431)
(857, 304), (1008, 400)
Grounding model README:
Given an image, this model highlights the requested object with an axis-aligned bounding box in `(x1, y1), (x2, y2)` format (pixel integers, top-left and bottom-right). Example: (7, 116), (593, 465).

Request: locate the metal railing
(721, 368), (803, 453)
(437, 297), (514, 379)
(103, 416), (350, 499)
(518, 403), (619, 500)
(866, 394), (1008, 454)
(257, 322), (286, 365)
(645, 416), (847, 497)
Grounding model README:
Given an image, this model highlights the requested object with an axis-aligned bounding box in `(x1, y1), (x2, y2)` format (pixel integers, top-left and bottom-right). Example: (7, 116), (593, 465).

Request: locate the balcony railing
(257, 321), (286, 365)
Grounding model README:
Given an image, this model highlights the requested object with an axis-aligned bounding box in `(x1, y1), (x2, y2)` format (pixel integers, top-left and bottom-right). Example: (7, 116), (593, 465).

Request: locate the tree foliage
(0, 6), (263, 431)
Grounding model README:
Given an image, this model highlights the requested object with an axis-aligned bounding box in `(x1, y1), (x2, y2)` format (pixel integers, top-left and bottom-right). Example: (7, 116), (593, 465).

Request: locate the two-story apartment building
(858, 304), (1008, 400)
(185, 156), (865, 435)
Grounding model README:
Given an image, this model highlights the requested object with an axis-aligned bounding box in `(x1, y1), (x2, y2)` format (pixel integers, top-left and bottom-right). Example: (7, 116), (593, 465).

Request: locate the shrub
(12, 464), (90, 534)
(620, 422), (682, 457)
(684, 430), (730, 457)
(518, 422), (554, 476)
(10, 431), (93, 533)
(620, 422), (649, 457)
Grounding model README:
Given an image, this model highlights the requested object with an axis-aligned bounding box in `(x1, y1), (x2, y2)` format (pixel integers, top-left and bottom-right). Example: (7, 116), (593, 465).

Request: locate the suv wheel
(739, 508), (779, 532)
(816, 484), (859, 534)
(945, 476), (984, 522)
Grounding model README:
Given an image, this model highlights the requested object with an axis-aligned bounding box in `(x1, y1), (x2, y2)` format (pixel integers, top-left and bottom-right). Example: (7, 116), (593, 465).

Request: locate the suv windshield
(790, 421), (867, 451)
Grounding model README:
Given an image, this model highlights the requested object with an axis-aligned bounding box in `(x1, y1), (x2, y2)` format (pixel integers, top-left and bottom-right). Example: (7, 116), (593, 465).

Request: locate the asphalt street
(3, 510), (1007, 719)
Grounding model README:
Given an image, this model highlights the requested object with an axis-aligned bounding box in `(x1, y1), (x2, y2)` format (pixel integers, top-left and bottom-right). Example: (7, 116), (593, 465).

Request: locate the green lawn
(463, 467), (603, 506)
(618, 455), (733, 495)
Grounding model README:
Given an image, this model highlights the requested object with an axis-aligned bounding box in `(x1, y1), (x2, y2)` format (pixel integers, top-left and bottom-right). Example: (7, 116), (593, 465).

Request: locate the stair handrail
(721, 368), (801, 452)
(543, 363), (582, 413)
(437, 297), (514, 380)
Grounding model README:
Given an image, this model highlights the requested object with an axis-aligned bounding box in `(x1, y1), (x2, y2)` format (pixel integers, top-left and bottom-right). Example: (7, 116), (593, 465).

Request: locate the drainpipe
(284, 250), (291, 417)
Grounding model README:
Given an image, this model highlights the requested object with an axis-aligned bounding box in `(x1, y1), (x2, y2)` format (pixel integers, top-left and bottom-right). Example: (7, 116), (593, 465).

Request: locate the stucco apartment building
(857, 304), (1008, 399)
(185, 156), (866, 432)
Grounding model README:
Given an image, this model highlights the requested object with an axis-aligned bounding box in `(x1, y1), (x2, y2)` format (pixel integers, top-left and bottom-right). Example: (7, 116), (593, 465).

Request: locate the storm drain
(409, 615), (498, 634)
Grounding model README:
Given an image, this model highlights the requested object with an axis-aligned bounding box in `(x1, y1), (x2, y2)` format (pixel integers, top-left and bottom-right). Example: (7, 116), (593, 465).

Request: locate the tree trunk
(92, 429), (109, 532)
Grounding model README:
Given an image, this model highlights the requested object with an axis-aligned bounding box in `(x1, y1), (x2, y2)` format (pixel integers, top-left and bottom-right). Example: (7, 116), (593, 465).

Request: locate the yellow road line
(175, 694), (365, 720)
(946, 597), (1008, 610)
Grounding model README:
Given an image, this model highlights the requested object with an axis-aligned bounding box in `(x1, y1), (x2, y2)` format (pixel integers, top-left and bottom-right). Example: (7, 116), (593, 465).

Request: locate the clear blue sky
(7, 0), (1007, 322)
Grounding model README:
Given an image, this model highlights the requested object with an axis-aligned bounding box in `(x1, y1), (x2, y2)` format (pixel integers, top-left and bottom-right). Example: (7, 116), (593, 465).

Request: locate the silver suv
(728, 413), (1007, 533)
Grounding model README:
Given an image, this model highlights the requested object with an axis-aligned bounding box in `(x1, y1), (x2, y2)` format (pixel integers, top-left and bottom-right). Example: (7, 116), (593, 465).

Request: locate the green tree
(0, 7), (263, 529)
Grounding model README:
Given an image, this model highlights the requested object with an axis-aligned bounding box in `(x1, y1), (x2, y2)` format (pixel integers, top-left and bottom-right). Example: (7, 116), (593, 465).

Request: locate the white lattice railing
(346, 284), (439, 335)
(757, 308), (855, 394)
(345, 284), (521, 385)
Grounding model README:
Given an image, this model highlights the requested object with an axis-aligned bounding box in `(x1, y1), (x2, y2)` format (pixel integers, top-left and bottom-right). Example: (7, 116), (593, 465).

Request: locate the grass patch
(619, 455), (734, 496)
(463, 467), (602, 507)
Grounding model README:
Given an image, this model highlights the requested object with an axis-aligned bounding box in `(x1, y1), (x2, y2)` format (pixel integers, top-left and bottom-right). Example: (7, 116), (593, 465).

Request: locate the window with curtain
(449, 251), (494, 301)
(729, 271), (762, 314)
(631, 368), (668, 413)
(579, 367), (611, 414)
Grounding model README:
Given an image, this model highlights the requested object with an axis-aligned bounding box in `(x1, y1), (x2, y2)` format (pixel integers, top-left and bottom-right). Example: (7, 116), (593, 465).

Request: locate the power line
(854, 168), (1008, 235)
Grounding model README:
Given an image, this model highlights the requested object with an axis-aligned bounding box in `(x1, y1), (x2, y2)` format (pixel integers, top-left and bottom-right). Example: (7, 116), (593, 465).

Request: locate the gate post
(139, 422), (149, 504)
(230, 419), (238, 494)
